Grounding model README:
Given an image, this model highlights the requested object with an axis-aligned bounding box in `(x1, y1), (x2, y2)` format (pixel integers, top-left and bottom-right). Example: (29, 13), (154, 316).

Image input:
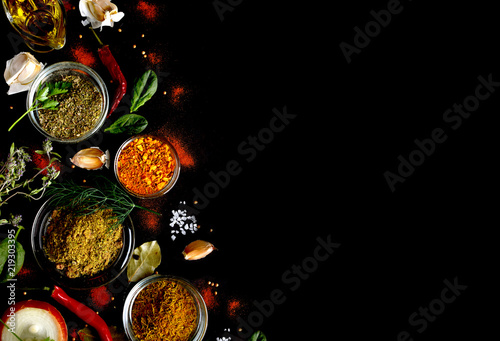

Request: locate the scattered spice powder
(44, 208), (123, 278)
(89, 286), (113, 311)
(200, 286), (219, 311)
(117, 136), (177, 195)
(146, 51), (163, 65)
(132, 280), (197, 341)
(152, 127), (196, 169)
(70, 44), (97, 68)
(227, 298), (245, 319)
(137, 0), (159, 21)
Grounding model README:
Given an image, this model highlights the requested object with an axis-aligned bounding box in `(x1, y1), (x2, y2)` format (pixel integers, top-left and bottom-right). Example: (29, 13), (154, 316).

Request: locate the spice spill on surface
(88, 286), (113, 312)
(136, 0), (161, 22)
(70, 43), (98, 68)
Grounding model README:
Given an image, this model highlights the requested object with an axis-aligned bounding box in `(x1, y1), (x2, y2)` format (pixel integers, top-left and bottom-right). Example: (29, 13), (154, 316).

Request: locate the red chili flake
(89, 286), (112, 311)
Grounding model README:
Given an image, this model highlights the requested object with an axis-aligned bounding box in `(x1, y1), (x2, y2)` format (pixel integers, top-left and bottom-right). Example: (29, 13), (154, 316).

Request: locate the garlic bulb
(182, 240), (216, 261)
(79, 0), (125, 30)
(70, 147), (110, 170)
(4, 52), (45, 95)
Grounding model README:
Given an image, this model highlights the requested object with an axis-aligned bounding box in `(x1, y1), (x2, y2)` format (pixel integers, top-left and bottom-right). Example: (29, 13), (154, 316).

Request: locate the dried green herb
(8, 81), (71, 131)
(37, 74), (102, 140)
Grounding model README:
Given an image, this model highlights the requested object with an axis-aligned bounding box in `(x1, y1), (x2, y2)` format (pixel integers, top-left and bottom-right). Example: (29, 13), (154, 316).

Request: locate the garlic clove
(70, 147), (109, 170)
(182, 240), (216, 261)
(4, 52), (45, 94)
(79, 0), (124, 29)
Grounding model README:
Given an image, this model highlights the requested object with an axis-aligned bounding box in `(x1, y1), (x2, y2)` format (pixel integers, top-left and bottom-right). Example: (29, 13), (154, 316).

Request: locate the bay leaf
(127, 240), (161, 282)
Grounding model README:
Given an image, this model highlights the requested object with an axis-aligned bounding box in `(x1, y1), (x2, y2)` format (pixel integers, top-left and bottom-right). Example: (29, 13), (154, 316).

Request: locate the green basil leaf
(104, 114), (148, 135)
(249, 331), (267, 341)
(130, 70), (158, 113)
(0, 238), (25, 283)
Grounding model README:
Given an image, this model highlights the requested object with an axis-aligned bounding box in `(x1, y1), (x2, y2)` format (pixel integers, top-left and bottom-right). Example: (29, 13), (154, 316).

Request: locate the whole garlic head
(79, 0), (125, 30)
(4, 52), (45, 95)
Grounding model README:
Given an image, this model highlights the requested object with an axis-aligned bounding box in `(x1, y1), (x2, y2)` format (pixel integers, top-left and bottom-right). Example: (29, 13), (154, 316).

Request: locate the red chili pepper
(51, 285), (112, 341)
(90, 28), (127, 118)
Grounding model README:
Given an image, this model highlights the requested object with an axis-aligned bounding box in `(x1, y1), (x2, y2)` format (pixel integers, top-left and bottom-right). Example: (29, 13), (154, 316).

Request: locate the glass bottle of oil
(2, 0), (66, 53)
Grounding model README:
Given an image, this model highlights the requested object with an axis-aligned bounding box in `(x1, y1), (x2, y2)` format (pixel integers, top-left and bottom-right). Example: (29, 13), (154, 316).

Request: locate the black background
(0, 0), (497, 340)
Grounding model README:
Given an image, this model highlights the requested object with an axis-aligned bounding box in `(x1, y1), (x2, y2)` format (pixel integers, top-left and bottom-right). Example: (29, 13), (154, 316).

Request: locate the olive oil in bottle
(2, 0), (66, 52)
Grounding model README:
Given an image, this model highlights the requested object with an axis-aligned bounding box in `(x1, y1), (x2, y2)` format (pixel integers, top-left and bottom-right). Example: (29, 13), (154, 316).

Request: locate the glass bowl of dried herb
(31, 197), (135, 289)
(123, 275), (208, 341)
(114, 135), (181, 199)
(26, 61), (109, 143)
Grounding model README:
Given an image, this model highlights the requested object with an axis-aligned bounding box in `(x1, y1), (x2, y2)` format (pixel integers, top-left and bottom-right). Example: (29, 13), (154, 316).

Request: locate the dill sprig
(46, 176), (160, 227)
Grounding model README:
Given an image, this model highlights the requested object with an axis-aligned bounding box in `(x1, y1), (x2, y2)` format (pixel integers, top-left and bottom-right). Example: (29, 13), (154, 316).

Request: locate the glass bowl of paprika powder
(26, 61), (109, 144)
(123, 275), (208, 341)
(114, 135), (180, 199)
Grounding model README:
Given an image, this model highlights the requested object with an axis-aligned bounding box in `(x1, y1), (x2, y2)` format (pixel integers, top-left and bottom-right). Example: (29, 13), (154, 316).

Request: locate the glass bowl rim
(26, 61), (109, 144)
(122, 274), (208, 341)
(113, 134), (181, 199)
(31, 197), (135, 290)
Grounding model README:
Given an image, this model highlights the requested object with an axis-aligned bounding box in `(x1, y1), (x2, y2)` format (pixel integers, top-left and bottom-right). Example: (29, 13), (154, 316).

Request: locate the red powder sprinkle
(153, 127), (196, 169)
(200, 286), (219, 311)
(89, 286), (112, 311)
(137, 0), (159, 21)
(147, 51), (163, 65)
(133, 197), (166, 234)
(170, 86), (187, 106)
(227, 298), (245, 319)
(70, 44), (97, 68)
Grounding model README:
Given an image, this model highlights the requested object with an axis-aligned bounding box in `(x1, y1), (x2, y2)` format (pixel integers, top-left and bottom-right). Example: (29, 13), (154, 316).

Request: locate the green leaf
(127, 241), (161, 282)
(40, 99), (59, 110)
(130, 70), (158, 113)
(0, 238), (25, 283)
(249, 331), (267, 341)
(36, 86), (50, 101)
(104, 114), (148, 135)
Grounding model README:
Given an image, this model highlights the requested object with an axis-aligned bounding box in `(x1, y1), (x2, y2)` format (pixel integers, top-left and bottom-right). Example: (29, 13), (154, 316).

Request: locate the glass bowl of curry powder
(123, 275), (208, 341)
(31, 197), (135, 289)
(114, 135), (180, 199)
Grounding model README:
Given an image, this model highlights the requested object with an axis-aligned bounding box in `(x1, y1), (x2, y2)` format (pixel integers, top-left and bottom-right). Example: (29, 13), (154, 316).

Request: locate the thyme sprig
(46, 176), (160, 227)
(8, 81), (71, 131)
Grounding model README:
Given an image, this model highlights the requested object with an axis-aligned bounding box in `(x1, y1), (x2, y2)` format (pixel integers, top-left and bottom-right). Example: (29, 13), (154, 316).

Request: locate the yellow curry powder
(44, 208), (123, 278)
(132, 280), (198, 341)
(117, 136), (176, 195)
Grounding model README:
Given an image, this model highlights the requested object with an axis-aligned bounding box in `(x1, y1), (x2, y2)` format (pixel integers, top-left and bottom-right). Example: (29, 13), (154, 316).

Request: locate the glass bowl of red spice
(26, 61), (109, 144)
(114, 135), (180, 199)
(123, 275), (208, 341)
